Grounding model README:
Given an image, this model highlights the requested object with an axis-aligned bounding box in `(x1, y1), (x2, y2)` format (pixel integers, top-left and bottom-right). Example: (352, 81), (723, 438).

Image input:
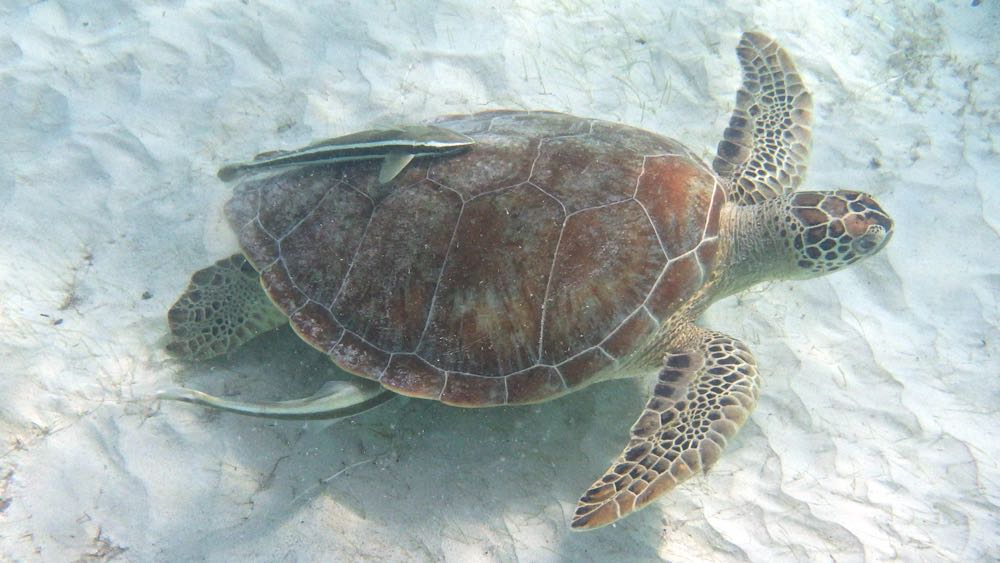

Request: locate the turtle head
(782, 190), (893, 278)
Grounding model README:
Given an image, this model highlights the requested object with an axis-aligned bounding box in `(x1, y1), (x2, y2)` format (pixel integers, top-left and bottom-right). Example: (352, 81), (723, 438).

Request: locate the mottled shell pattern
(225, 111), (725, 406)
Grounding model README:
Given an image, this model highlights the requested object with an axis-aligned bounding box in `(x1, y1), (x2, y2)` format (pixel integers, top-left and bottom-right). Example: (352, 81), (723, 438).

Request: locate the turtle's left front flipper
(571, 327), (761, 530)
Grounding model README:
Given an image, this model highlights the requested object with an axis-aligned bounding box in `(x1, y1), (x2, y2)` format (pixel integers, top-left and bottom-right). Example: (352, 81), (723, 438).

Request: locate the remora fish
(217, 125), (475, 183)
(156, 380), (394, 420)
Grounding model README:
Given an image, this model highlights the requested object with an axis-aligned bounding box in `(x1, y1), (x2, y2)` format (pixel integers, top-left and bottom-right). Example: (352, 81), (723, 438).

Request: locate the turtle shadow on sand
(159, 328), (665, 558)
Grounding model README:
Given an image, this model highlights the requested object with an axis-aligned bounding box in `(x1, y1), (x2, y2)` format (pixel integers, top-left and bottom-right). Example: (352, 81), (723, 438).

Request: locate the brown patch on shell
(541, 200), (665, 363)
(635, 155), (716, 257)
(530, 135), (641, 213)
(418, 185), (562, 375)
(334, 181), (461, 352)
(558, 348), (614, 388)
(289, 302), (343, 352)
(601, 309), (657, 359)
(646, 254), (702, 320)
(256, 167), (337, 238)
(329, 331), (390, 381)
(441, 372), (507, 406)
(506, 366), (566, 404)
(260, 261), (307, 313)
(281, 184), (373, 306)
(428, 134), (538, 199)
(236, 219), (279, 270)
(380, 354), (446, 398)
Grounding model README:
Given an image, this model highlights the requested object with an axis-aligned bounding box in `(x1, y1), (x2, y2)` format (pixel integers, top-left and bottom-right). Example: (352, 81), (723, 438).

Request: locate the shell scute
(259, 261), (307, 312)
(427, 133), (538, 199)
(281, 183), (372, 306)
(330, 332), (390, 381)
(257, 167), (336, 238)
(289, 302), (343, 352)
(506, 366), (566, 404)
(558, 347), (615, 388)
(530, 135), (642, 213)
(417, 184), (563, 375)
(602, 309), (658, 360)
(635, 155), (717, 257)
(589, 121), (688, 156)
(333, 180), (461, 352)
(381, 354), (446, 398)
(237, 219), (278, 270)
(646, 253), (702, 321)
(441, 372), (507, 407)
(541, 200), (665, 362)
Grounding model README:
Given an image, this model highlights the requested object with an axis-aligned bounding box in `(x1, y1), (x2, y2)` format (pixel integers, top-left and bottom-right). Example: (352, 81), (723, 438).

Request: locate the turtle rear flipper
(571, 326), (761, 530)
(166, 254), (286, 360)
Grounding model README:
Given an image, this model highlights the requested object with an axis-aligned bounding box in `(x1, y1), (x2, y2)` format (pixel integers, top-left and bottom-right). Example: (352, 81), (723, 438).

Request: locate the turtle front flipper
(571, 327), (761, 530)
(166, 254), (286, 360)
(713, 32), (813, 205)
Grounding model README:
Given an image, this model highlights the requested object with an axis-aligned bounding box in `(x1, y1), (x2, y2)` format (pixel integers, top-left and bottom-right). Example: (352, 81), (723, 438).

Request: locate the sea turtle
(162, 32), (893, 529)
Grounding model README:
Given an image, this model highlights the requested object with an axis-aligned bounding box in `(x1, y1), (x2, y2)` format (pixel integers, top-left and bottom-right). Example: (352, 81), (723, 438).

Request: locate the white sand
(1, 1), (997, 560)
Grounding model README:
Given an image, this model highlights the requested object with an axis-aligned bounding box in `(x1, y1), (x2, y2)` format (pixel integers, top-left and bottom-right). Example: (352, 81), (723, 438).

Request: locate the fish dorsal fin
(378, 152), (416, 184)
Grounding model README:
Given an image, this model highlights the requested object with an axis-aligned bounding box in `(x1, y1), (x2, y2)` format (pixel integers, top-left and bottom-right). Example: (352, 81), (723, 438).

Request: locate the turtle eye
(853, 236), (877, 253)
(851, 225), (887, 255)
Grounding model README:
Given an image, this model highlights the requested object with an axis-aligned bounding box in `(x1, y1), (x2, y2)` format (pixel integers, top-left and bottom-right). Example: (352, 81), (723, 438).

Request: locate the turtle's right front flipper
(571, 327), (761, 530)
(217, 125), (475, 183)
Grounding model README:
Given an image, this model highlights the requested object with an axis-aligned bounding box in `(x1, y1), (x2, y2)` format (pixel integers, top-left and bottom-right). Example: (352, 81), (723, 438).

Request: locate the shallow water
(1, 1), (997, 560)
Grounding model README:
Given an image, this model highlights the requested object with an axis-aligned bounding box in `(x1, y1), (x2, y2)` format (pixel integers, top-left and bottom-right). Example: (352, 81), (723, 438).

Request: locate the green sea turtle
(162, 32), (893, 529)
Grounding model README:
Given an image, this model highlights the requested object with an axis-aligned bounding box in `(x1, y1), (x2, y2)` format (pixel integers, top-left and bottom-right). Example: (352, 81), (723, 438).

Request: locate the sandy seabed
(1, 1), (997, 561)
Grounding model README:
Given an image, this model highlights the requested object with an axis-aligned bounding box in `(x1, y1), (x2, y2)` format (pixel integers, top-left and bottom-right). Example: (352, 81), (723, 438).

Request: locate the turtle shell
(225, 111), (725, 406)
